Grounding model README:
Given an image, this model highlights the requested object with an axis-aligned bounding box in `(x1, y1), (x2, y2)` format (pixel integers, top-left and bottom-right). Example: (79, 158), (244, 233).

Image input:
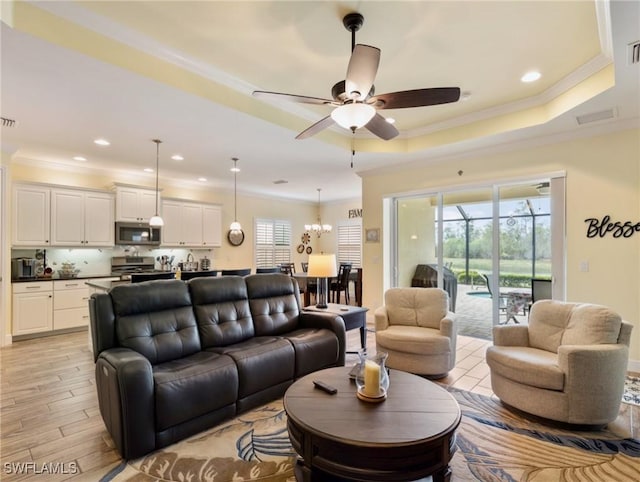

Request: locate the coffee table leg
(432, 464), (452, 482)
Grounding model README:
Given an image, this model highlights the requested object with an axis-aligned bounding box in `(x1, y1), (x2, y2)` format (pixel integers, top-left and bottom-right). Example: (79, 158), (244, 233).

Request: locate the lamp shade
(331, 103), (376, 130)
(307, 254), (337, 278)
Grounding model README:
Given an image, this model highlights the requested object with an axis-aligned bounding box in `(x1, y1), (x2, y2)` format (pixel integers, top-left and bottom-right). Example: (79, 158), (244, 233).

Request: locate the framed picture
(365, 228), (380, 243)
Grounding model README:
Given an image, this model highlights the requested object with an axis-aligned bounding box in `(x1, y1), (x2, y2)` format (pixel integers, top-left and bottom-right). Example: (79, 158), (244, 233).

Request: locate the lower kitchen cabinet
(12, 281), (54, 336)
(53, 279), (90, 330)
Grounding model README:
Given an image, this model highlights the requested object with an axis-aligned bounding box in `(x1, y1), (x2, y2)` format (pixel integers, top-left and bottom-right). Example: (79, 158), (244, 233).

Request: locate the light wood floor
(1, 327), (638, 480)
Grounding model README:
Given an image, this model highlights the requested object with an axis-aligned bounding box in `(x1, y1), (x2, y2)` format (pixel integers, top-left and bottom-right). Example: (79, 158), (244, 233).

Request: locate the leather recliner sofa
(89, 273), (346, 459)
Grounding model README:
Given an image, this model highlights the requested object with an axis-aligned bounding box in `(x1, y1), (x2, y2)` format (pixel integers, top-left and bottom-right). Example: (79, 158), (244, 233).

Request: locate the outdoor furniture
(486, 299), (633, 425)
(481, 273), (508, 313)
(374, 287), (457, 378)
(411, 264), (458, 311)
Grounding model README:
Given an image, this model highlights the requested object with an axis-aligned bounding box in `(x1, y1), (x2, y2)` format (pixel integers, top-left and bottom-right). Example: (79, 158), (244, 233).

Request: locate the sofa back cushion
(188, 276), (254, 348)
(245, 274), (300, 336)
(384, 288), (448, 329)
(110, 280), (200, 364)
(562, 303), (622, 346)
(528, 300), (574, 352)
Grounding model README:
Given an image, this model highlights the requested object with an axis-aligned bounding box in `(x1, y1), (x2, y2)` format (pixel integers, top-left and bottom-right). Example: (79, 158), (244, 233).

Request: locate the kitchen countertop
(11, 274), (117, 283)
(85, 271), (219, 291)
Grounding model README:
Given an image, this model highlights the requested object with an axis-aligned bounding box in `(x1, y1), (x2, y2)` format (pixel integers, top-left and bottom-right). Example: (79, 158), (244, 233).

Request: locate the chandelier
(305, 188), (332, 237)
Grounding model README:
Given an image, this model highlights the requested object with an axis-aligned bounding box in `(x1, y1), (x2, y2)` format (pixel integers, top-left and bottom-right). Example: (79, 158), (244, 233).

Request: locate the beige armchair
(374, 288), (457, 378)
(486, 300), (633, 426)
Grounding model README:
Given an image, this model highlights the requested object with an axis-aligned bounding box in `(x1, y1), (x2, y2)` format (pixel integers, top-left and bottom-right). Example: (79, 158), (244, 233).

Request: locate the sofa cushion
(111, 280), (200, 364)
(245, 274), (300, 336)
(189, 277), (254, 348)
(208, 337), (295, 398)
(528, 300), (573, 353)
(486, 345), (564, 391)
(283, 328), (339, 377)
(376, 325), (451, 355)
(384, 288), (448, 329)
(562, 303), (622, 346)
(153, 351), (238, 432)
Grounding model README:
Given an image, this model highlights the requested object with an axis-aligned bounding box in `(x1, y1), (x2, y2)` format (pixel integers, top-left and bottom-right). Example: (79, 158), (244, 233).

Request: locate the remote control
(313, 380), (338, 395)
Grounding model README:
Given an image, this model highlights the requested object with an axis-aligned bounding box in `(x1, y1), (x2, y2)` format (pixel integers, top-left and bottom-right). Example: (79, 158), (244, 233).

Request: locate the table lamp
(307, 254), (337, 309)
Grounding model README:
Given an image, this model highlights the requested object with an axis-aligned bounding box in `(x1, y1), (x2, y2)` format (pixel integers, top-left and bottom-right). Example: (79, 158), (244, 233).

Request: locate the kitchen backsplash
(11, 246), (216, 277)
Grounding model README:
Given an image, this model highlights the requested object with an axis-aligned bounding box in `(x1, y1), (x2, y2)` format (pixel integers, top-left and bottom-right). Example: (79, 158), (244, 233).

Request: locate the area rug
(623, 376), (640, 406)
(102, 388), (640, 482)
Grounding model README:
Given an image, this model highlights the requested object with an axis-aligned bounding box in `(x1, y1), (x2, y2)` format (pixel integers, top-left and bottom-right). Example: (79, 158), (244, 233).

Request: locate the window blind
(337, 222), (362, 267)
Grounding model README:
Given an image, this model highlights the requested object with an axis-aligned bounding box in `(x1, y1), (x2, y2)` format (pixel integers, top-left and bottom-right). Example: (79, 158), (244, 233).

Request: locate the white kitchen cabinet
(12, 281), (54, 335)
(13, 185), (51, 246)
(115, 186), (158, 222)
(53, 279), (90, 330)
(51, 188), (114, 247)
(202, 204), (222, 247)
(161, 200), (204, 247)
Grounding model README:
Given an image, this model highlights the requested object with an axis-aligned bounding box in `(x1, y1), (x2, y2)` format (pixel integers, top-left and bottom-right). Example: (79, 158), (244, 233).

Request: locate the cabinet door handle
(26, 286), (42, 289)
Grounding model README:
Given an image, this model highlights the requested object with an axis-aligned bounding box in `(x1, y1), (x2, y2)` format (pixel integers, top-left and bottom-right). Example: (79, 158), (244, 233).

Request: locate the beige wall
(361, 128), (640, 363)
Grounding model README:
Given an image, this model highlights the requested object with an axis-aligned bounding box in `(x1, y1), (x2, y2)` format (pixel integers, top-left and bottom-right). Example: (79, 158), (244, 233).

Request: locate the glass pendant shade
(149, 215), (164, 227)
(229, 221), (242, 231)
(331, 103), (376, 130)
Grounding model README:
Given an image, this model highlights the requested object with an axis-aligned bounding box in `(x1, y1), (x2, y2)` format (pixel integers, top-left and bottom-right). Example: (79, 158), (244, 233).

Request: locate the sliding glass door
(391, 176), (564, 339)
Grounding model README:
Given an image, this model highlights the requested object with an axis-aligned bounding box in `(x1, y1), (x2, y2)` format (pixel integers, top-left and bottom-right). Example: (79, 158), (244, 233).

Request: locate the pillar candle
(364, 359), (381, 396)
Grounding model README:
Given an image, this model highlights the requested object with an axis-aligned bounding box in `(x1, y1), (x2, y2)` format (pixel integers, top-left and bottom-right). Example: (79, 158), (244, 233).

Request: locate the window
(255, 218), (292, 268)
(337, 222), (362, 267)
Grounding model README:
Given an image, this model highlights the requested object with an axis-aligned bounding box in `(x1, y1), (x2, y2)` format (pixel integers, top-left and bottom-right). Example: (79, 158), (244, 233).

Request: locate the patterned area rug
(102, 387), (640, 482)
(624, 376), (640, 406)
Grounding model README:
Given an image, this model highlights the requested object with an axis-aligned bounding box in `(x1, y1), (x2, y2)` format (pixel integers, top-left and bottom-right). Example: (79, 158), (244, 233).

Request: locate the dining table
(293, 268), (362, 307)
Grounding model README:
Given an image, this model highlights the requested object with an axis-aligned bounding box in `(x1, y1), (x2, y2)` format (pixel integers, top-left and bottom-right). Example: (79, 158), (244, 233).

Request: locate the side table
(302, 303), (368, 352)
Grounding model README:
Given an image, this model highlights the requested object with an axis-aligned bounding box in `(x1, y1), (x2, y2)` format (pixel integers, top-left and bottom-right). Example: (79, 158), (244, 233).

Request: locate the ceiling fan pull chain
(351, 134), (355, 168)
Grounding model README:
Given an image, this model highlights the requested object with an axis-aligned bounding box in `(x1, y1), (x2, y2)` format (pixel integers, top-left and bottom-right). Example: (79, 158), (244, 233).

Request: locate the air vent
(1, 116), (16, 127)
(576, 108), (616, 125)
(629, 40), (640, 65)
(273, 179), (288, 184)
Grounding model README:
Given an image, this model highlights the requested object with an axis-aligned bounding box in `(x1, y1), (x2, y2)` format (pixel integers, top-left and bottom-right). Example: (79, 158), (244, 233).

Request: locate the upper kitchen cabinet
(51, 188), (114, 247)
(162, 200), (221, 247)
(13, 184), (51, 246)
(114, 185), (158, 222)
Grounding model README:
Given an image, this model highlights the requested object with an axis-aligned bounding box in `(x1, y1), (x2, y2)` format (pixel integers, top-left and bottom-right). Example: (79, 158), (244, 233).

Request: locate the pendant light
(149, 139), (164, 227)
(227, 157), (245, 246)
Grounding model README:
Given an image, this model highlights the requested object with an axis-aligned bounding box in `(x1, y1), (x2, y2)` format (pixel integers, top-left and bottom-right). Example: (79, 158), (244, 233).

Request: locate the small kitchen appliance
(11, 258), (38, 279)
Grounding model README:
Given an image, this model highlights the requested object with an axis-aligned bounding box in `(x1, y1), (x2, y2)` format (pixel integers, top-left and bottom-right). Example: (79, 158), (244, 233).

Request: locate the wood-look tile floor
(1, 327), (638, 480)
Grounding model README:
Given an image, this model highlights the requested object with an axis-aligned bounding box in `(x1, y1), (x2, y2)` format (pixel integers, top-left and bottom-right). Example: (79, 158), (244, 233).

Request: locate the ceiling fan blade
(295, 115), (336, 140)
(370, 87), (461, 109)
(365, 113), (399, 141)
(253, 90), (336, 106)
(345, 44), (381, 102)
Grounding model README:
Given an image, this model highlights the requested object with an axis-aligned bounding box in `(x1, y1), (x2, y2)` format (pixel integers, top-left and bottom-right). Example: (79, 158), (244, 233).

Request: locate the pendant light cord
(233, 157), (238, 222)
(153, 139), (161, 214)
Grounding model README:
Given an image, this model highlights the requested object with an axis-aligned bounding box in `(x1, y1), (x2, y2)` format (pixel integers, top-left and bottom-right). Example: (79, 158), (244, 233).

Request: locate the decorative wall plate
(306, 246), (313, 254)
(301, 232), (311, 244)
(297, 243), (305, 253)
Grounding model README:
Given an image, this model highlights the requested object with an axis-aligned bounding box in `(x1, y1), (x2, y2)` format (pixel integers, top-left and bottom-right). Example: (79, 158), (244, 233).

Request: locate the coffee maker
(11, 258), (38, 279)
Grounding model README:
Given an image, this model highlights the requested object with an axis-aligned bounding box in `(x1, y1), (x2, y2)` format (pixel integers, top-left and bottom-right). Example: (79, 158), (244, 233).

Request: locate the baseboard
(628, 358), (640, 374)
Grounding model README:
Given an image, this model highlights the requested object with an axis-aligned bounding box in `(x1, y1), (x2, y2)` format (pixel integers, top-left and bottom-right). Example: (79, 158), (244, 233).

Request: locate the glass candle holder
(354, 350), (389, 402)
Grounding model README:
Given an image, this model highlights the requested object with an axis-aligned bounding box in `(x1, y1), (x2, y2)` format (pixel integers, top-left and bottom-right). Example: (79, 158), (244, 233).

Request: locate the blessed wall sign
(584, 215), (640, 238)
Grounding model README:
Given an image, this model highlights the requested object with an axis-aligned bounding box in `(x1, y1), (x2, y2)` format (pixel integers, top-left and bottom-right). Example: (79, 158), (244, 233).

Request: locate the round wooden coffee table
(284, 367), (461, 482)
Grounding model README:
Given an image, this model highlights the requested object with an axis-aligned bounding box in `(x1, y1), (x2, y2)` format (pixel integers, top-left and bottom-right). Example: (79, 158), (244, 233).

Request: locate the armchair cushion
(527, 300), (573, 353)
(486, 346), (564, 390)
(385, 287), (448, 329)
(376, 325), (451, 356)
(562, 304), (621, 346)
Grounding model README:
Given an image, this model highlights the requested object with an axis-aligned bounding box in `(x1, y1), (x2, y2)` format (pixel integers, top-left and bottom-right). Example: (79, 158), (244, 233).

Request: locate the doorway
(390, 176), (565, 339)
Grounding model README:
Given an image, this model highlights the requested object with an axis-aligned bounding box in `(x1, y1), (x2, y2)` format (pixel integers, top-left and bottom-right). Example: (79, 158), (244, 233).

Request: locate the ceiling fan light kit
(252, 12), (460, 141)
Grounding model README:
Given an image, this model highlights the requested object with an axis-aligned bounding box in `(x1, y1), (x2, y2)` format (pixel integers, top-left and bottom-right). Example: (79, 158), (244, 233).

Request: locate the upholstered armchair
(374, 288), (457, 378)
(486, 300), (633, 426)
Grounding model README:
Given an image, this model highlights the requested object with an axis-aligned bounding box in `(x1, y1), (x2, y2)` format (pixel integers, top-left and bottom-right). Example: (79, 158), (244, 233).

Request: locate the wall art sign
(584, 216), (640, 238)
(349, 208), (363, 218)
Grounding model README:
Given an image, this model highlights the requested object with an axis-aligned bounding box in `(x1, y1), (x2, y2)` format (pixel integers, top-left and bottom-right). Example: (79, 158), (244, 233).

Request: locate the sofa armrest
(440, 312), (456, 337)
(374, 306), (389, 332)
(492, 324), (530, 347)
(95, 348), (155, 459)
(299, 311), (347, 366)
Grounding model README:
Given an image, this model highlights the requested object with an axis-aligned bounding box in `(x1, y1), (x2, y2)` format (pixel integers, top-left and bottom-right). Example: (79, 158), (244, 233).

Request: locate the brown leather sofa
(89, 273), (346, 459)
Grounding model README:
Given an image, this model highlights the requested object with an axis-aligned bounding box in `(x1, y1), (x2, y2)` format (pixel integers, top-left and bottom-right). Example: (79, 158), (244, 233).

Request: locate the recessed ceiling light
(172, 154), (184, 161)
(521, 71), (541, 83)
(94, 138), (110, 146)
(73, 156), (87, 161)
(143, 168), (154, 173)
(385, 117), (396, 124)
(198, 177), (207, 182)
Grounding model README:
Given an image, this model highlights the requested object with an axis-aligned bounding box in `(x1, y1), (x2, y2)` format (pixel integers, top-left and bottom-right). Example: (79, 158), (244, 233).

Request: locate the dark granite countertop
(11, 274), (117, 283)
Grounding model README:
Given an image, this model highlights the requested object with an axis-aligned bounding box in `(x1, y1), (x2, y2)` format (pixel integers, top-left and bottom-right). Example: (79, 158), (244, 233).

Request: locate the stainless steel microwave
(115, 222), (161, 246)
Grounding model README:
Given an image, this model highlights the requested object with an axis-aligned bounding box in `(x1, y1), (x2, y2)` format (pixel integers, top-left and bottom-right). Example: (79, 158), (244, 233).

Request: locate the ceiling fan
(253, 12), (461, 141)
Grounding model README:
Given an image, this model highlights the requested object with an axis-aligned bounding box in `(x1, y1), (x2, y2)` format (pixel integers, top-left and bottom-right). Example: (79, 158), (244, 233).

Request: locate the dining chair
(220, 268), (251, 276)
(301, 262), (308, 273)
(331, 263), (352, 304)
(256, 267), (280, 274)
(279, 263), (295, 275)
